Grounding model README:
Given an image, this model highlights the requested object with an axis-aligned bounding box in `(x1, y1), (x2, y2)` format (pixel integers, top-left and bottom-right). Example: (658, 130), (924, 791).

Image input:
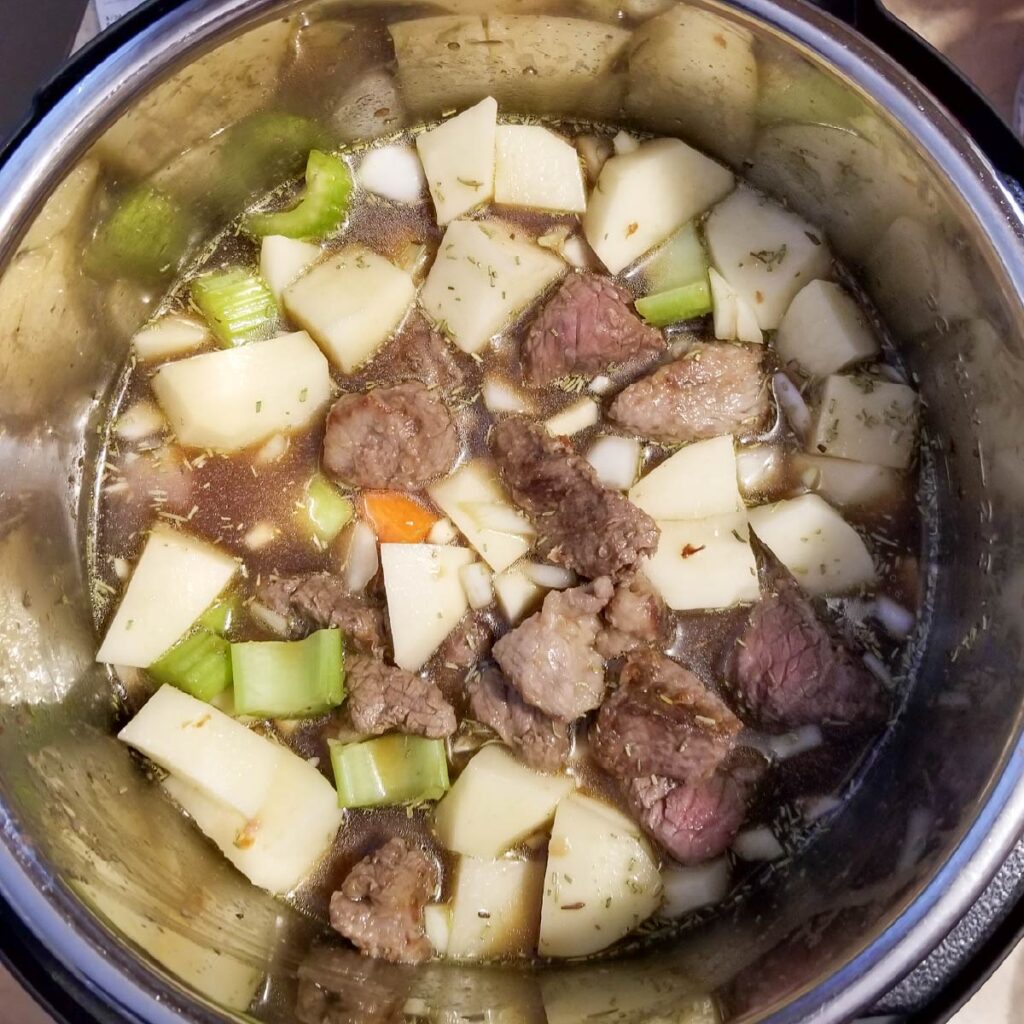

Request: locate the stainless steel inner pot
(1, 1), (1023, 1021)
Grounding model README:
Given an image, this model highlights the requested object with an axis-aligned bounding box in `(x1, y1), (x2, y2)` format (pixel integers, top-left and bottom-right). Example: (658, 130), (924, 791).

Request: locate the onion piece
(659, 858), (730, 918)
(588, 374), (613, 395)
(459, 562), (495, 610)
(248, 601), (291, 637)
(736, 444), (783, 496)
(462, 501), (535, 537)
(243, 522), (278, 550)
(344, 520), (379, 593)
(482, 375), (533, 415)
(562, 234), (599, 271)
(255, 433), (290, 464)
(357, 144), (426, 203)
(427, 517), (459, 545)
(732, 826), (785, 862)
(612, 130), (640, 155)
(521, 562), (576, 590)
(114, 400), (165, 442)
(800, 794), (842, 822)
(575, 134), (612, 184)
(773, 372), (812, 439)
(872, 595), (915, 638)
(585, 434), (641, 491)
(746, 724), (823, 761)
(545, 397), (600, 437)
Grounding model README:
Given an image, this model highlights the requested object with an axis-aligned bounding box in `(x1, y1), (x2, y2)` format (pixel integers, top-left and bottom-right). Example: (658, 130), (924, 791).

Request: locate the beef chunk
(329, 837), (438, 963)
(323, 382), (459, 490)
(609, 343), (769, 443)
(522, 273), (664, 384)
(593, 651), (741, 781)
(467, 666), (572, 773)
(597, 573), (669, 659)
(258, 573), (385, 654)
(383, 311), (469, 392)
(492, 577), (613, 721)
(491, 416), (659, 580)
(729, 557), (886, 729)
(436, 612), (493, 671)
(346, 655), (456, 738)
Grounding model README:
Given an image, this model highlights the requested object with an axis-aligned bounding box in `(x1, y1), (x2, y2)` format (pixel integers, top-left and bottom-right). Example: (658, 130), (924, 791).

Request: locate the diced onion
(459, 562), (495, 610)
(612, 130), (640, 155)
(562, 235), (598, 271)
(255, 433), (290, 464)
(545, 397), (600, 437)
(588, 374), (613, 395)
(736, 445), (782, 496)
(114, 400), (166, 442)
(112, 557), (131, 581)
(427, 517), (459, 545)
(863, 651), (892, 684)
(248, 601), (291, 637)
(746, 724), (823, 761)
(773, 372), (812, 439)
(482, 376), (533, 415)
(575, 134), (612, 183)
(732, 826), (785, 862)
(243, 522), (278, 550)
(872, 595), (915, 639)
(357, 144), (426, 203)
(462, 501), (535, 537)
(344, 521), (379, 593)
(538, 226), (572, 253)
(585, 434), (641, 491)
(521, 562), (576, 590)
(800, 794), (842, 822)
(659, 858), (730, 918)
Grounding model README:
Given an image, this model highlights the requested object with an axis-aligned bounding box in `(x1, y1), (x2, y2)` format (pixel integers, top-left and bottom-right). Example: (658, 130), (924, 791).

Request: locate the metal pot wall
(0, 1), (1023, 1021)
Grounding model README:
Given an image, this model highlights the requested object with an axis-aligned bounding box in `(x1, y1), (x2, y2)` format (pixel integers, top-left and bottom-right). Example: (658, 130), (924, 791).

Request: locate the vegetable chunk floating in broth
(92, 90), (924, 968)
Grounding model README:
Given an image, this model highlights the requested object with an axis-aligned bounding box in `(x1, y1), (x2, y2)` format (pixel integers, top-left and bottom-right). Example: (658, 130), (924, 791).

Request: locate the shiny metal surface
(0, 1), (1022, 1021)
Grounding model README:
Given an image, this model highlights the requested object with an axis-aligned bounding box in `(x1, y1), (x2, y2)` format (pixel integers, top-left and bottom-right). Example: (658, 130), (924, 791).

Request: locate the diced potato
(643, 513), (759, 611)
(583, 138), (734, 274)
(492, 565), (546, 623)
(420, 219), (565, 354)
(163, 746), (343, 895)
(119, 685), (281, 818)
(792, 452), (903, 509)
(775, 280), (878, 376)
(423, 903), (452, 956)
(381, 544), (474, 670)
(428, 460), (534, 574)
(433, 745), (574, 859)
(416, 97), (497, 225)
(747, 493), (876, 595)
(259, 235), (321, 302)
(97, 526), (237, 667)
(705, 186), (832, 329)
(585, 435), (641, 491)
(538, 794), (661, 957)
(132, 315), (211, 362)
(545, 397), (600, 437)
(357, 144), (426, 204)
(807, 374), (917, 470)
(709, 267), (763, 345)
(283, 247), (415, 373)
(495, 125), (586, 213)
(151, 331), (331, 451)
(629, 435), (742, 521)
(114, 400), (165, 442)
(660, 858), (730, 918)
(447, 857), (545, 959)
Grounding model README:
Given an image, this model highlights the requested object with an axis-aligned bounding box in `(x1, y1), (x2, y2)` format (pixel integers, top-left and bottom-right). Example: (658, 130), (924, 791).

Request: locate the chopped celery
(148, 628), (232, 702)
(330, 734), (450, 809)
(642, 221), (708, 295)
(199, 595), (240, 636)
(243, 150), (353, 240)
(635, 281), (713, 327)
(191, 269), (277, 347)
(299, 474), (354, 544)
(88, 186), (190, 283)
(231, 628), (344, 718)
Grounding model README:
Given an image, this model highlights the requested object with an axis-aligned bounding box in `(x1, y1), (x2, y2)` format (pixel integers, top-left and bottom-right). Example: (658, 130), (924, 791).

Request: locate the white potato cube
(709, 267), (763, 345)
(539, 794), (661, 958)
(748, 493), (876, 595)
(420, 219), (565, 353)
(433, 745), (573, 859)
(792, 452), (903, 509)
(416, 97), (497, 225)
(643, 513), (759, 611)
(163, 747), (343, 895)
(259, 236), (320, 303)
(705, 186), (832, 329)
(776, 280), (878, 376)
(583, 138), (734, 274)
(493, 566), (547, 623)
(132, 315), (210, 362)
(448, 857), (545, 959)
(629, 435), (742, 521)
(585, 435), (641, 491)
(428, 460), (535, 574)
(545, 397), (600, 437)
(151, 331), (331, 451)
(97, 525), (236, 667)
(381, 544), (474, 671)
(119, 685), (280, 818)
(808, 374), (917, 469)
(283, 247), (415, 373)
(495, 125), (586, 213)
(357, 144), (426, 203)
(423, 904), (452, 956)
(660, 858), (730, 918)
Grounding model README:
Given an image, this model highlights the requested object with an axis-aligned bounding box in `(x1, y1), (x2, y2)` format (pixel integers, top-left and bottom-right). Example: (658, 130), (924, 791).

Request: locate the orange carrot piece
(363, 492), (439, 543)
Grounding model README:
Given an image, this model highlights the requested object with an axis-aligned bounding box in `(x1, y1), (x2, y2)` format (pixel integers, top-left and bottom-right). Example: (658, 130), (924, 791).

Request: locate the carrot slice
(363, 492), (439, 543)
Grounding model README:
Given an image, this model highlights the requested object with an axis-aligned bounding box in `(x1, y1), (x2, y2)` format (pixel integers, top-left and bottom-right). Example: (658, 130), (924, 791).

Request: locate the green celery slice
(635, 281), (713, 327)
(149, 628), (232, 702)
(88, 186), (191, 283)
(243, 150), (353, 240)
(300, 474), (354, 544)
(231, 628), (344, 718)
(199, 594), (240, 636)
(330, 735), (450, 809)
(642, 221), (708, 295)
(191, 268), (277, 347)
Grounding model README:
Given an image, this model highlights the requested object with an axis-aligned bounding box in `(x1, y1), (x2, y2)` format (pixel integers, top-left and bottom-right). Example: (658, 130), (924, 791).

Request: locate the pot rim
(0, 1), (1022, 1021)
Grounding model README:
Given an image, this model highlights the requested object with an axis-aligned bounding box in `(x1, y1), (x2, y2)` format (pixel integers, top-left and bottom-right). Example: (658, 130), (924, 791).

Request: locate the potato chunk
(495, 125), (586, 213)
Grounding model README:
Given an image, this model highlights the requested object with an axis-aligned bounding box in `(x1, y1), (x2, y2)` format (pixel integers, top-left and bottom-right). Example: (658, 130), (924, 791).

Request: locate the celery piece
(243, 150), (353, 241)
(199, 595), (240, 636)
(299, 474), (354, 544)
(231, 628), (344, 718)
(643, 221), (708, 296)
(148, 629), (232, 702)
(635, 282), (713, 327)
(330, 734), (450, 809)
(88, 186), (190, 283)
(191, 269), (277, 347)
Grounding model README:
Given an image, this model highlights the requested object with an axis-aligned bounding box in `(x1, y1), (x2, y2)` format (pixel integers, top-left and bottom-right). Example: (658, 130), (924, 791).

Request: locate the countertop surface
(0, 2), (1022, 1023)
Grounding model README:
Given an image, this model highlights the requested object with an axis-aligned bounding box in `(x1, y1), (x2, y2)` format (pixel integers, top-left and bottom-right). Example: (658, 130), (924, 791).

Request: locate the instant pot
(1, 0), (1024, 1021)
